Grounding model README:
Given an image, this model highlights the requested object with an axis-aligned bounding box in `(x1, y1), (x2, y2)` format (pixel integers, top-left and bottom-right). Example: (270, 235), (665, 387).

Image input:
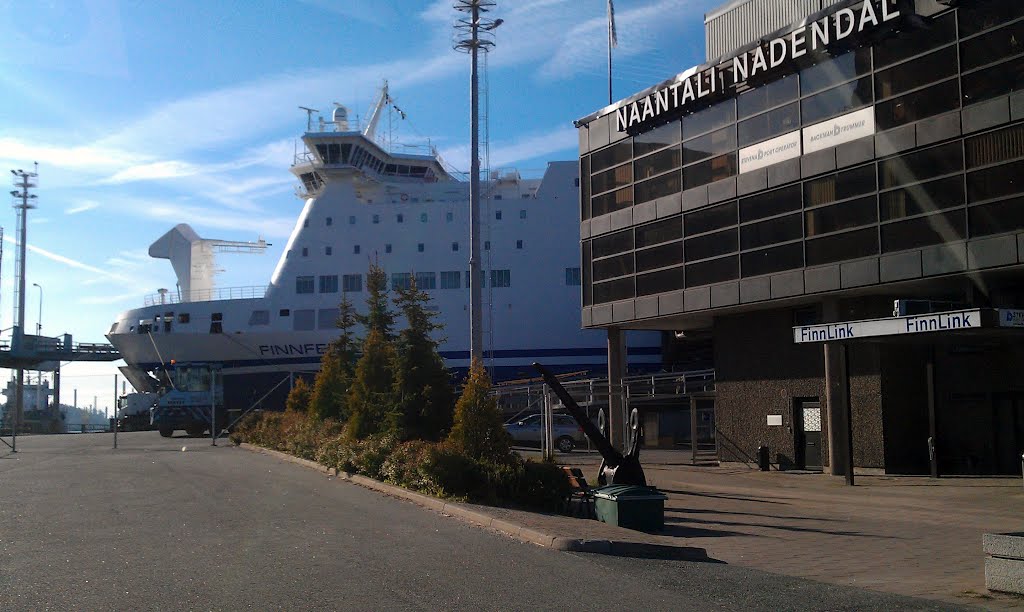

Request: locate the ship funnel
(333, 105), (350, 131)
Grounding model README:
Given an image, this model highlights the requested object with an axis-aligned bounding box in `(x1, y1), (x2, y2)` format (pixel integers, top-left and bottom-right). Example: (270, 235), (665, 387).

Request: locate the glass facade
(579, 1), (1024, 310)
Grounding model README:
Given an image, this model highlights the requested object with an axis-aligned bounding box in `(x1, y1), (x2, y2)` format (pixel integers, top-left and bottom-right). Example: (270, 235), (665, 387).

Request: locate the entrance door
(993, 394), (1024, 475)
(796, 400), (823, 470)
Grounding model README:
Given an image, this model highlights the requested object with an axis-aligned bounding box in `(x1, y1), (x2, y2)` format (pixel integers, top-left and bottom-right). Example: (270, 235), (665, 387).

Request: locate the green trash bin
(592, 485), (667, 531)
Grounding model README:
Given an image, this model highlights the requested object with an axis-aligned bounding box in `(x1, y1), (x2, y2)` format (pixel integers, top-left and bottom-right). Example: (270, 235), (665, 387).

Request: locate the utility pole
(9, 165), (38, 450)
(454, 1), (501, 364)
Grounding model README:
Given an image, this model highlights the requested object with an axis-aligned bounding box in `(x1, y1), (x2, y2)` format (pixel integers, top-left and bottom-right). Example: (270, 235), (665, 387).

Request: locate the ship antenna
(454, 1), (502, 364)
(298, 106), (319, 132)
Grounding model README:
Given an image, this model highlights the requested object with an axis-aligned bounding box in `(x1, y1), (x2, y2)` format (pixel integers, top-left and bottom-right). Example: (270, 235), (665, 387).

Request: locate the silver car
(505, 414), (585, 453)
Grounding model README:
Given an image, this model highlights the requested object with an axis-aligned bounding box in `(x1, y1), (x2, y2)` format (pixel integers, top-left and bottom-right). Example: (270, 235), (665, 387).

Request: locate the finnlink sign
(614, 0), (901, 133)
(793, 310), (983, 344)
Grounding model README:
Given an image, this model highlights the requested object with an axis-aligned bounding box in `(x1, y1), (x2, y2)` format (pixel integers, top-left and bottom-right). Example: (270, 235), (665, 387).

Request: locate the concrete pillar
(607, 327), (626, 450)
(824, 343), (851, 477)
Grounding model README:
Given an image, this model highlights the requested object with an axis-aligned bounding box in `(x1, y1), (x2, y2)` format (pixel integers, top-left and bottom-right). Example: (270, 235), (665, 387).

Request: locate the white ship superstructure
(107, 85), (661, 408)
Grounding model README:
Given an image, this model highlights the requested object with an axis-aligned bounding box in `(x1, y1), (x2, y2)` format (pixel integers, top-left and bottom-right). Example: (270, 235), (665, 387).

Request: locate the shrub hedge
(231, 411), (570, 511)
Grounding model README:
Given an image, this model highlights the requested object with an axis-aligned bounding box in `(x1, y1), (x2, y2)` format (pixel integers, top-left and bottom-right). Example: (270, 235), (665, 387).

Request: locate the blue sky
(0, 0), (715, 412)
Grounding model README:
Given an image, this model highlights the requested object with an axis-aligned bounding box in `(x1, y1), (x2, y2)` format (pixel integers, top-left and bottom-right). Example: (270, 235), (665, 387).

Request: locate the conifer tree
(357, 262), (395, 339)
(448, 358), (510, 461)
(285, 377), (312, 413)
(391, 275), (454, 440)
(309, 294), (358, 421)
(346, 328), (396, 438)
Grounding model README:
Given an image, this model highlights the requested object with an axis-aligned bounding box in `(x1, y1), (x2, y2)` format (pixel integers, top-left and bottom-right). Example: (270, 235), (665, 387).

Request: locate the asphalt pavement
(0, 433), (968, 611)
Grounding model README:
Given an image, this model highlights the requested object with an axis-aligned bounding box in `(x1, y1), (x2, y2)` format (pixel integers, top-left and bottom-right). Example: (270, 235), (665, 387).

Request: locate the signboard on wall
(738, 130), (802, 174)
(793, 309), (983, 343)
(802, 106), (876, 154)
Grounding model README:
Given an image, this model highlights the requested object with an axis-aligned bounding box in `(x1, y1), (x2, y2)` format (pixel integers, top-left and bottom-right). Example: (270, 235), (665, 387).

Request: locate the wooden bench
(561, 466), (595, 519)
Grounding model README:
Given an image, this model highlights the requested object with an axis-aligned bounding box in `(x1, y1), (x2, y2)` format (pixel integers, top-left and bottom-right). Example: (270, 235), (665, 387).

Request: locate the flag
(608, 0), (618, 48)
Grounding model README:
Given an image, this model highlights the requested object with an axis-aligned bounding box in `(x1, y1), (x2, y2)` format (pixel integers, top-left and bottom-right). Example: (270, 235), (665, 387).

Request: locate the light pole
(32, 283), (42, 412)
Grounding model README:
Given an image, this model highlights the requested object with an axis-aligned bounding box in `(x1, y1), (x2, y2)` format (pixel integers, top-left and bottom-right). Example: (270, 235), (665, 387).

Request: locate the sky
(0, 0), (715, 414)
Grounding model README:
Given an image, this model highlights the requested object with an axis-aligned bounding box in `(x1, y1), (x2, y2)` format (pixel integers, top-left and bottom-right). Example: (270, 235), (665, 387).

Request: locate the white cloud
(440, 125), (577, 171)
(2, 235), (130, 282)
(66, 201), (100, 215)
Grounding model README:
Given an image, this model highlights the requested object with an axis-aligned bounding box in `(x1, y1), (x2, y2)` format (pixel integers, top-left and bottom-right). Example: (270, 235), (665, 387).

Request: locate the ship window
(484, 241), (490, 250)
(415, 272), (436, 290)
(440, 271), (461, 289)
(293, 310), (315, 331)
(209, 312), (223, 334)
(385, 244), (392, 253)
(446, 212), (454, 222)
(418, 243), (425, 252)
(495, 194), (503, 200)
(516, 240), (523, 249)
(391, 272), (411, 290)
(304, 219), (309, 228)
(212, 313), (222, 322)
(319, 275), (339, 293)
(353, 245), (361, 254)
(302, 247), (309, 257)
(326, 246), (332, 256)
(296, 276), (314, 294)
(248, 310), (270, 326)
(522, 194), (530, 199)
(420, 213), (427, 223)
(373, 214), (380, 224)
(326, 217), (332, 226)
(490, 269), (511, 288)
(318, 308), (339, 330)
(397, 214), (404, 223)
(279, 309), (290, 317)
(496, 210), (503, 220)
(349, 216), (356, 225)
(177, 313), (190, 324)
(385, 164), (397, 174)
(520, 209), (526, 219)
(342, 274), (362, 292)
(340, 143), (351, 163)
(565, 267), (581, 286)
(452, 242), (459, 252)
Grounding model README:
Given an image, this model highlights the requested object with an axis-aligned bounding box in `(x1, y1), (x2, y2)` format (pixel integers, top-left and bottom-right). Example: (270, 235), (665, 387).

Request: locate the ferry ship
(106, 85), (662, 409)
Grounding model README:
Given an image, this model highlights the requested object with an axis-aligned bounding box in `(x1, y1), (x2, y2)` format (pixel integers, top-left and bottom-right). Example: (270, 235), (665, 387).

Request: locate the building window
(440, 270), (461, 289)
(516, 240), (523, 249)
(496, 210), (502, 220)
(385, 244), (392, 254)
(397, 214), (404, 223)
(349, 215), (356, 225)
(418, 243), (425, 253)
(565, 267), (581, 286)
(302, 247), (309, 257)
(342, 274), (362, 292)
(319, 275), (339, 293)
(325, 246), (332, 255)
(373, 214), (380, 224)
(354, 245), (361, 254)
(415, 271), (436, 290)
(446, 212), (454, 222)
(326, 216), (333, 226)
(296, 276), (314, 294)
(391, 272), (411, 290)
(452, 242), (459, 252)
(420, 213), (428, 223)
(520, 209), (526, 219)
(490, 269), (511, 288)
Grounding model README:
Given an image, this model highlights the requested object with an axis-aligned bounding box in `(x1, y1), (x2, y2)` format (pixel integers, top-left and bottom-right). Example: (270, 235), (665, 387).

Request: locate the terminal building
(575, 0), (1024, 476)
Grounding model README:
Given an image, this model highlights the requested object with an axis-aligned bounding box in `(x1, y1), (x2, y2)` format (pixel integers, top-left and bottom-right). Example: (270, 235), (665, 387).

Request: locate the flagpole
(607, 0), (614, 105)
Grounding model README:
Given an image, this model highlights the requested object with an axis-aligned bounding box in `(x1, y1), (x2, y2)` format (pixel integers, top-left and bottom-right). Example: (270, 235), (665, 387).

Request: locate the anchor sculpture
(532, 362), (647, 487)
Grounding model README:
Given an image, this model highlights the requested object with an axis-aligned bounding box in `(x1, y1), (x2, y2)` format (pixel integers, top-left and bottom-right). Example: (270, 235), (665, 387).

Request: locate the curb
(234, 442), (641, 555)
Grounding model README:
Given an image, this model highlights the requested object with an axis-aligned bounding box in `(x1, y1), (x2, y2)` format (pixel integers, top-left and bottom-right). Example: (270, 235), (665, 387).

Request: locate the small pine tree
(448, 358), (510, 461)
(285, 377), (312, 413)
(346, 328), (397, 439)
(391, 275), (454, 440)
(309, 293), (358, 421)
(357, 262), (395, 340)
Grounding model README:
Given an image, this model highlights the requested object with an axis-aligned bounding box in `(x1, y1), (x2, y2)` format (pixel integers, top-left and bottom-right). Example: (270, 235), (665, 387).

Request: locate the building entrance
(992, 394), (1024, 475)
(795, 400), (822, 470)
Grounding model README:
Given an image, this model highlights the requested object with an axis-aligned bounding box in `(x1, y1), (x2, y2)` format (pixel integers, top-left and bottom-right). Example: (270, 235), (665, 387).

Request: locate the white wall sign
(998, 309), (1024, 328)
(767, 414), (783, 426)
(802, 106), (876, 154)
(739, 130), (802, 174)
(793, 309), (983, 343)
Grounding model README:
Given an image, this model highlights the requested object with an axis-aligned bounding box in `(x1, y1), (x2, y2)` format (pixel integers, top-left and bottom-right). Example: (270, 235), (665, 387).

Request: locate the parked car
(505, 413), (586, 453)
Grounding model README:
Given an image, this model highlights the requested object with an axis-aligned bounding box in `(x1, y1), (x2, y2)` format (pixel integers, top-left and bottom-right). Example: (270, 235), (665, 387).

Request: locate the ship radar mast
(362, 80), (390, 142)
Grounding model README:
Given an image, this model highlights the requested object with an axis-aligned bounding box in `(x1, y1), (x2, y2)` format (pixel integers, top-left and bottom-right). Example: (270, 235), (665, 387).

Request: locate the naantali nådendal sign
(614, 0), (902, 133)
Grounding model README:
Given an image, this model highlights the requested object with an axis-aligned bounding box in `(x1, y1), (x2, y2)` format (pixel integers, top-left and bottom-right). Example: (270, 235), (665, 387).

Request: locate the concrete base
(984, 532), (1024, 594)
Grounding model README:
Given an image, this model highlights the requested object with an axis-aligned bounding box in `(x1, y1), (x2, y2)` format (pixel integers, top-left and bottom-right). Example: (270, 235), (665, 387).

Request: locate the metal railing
(143, 286), (269, 306)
